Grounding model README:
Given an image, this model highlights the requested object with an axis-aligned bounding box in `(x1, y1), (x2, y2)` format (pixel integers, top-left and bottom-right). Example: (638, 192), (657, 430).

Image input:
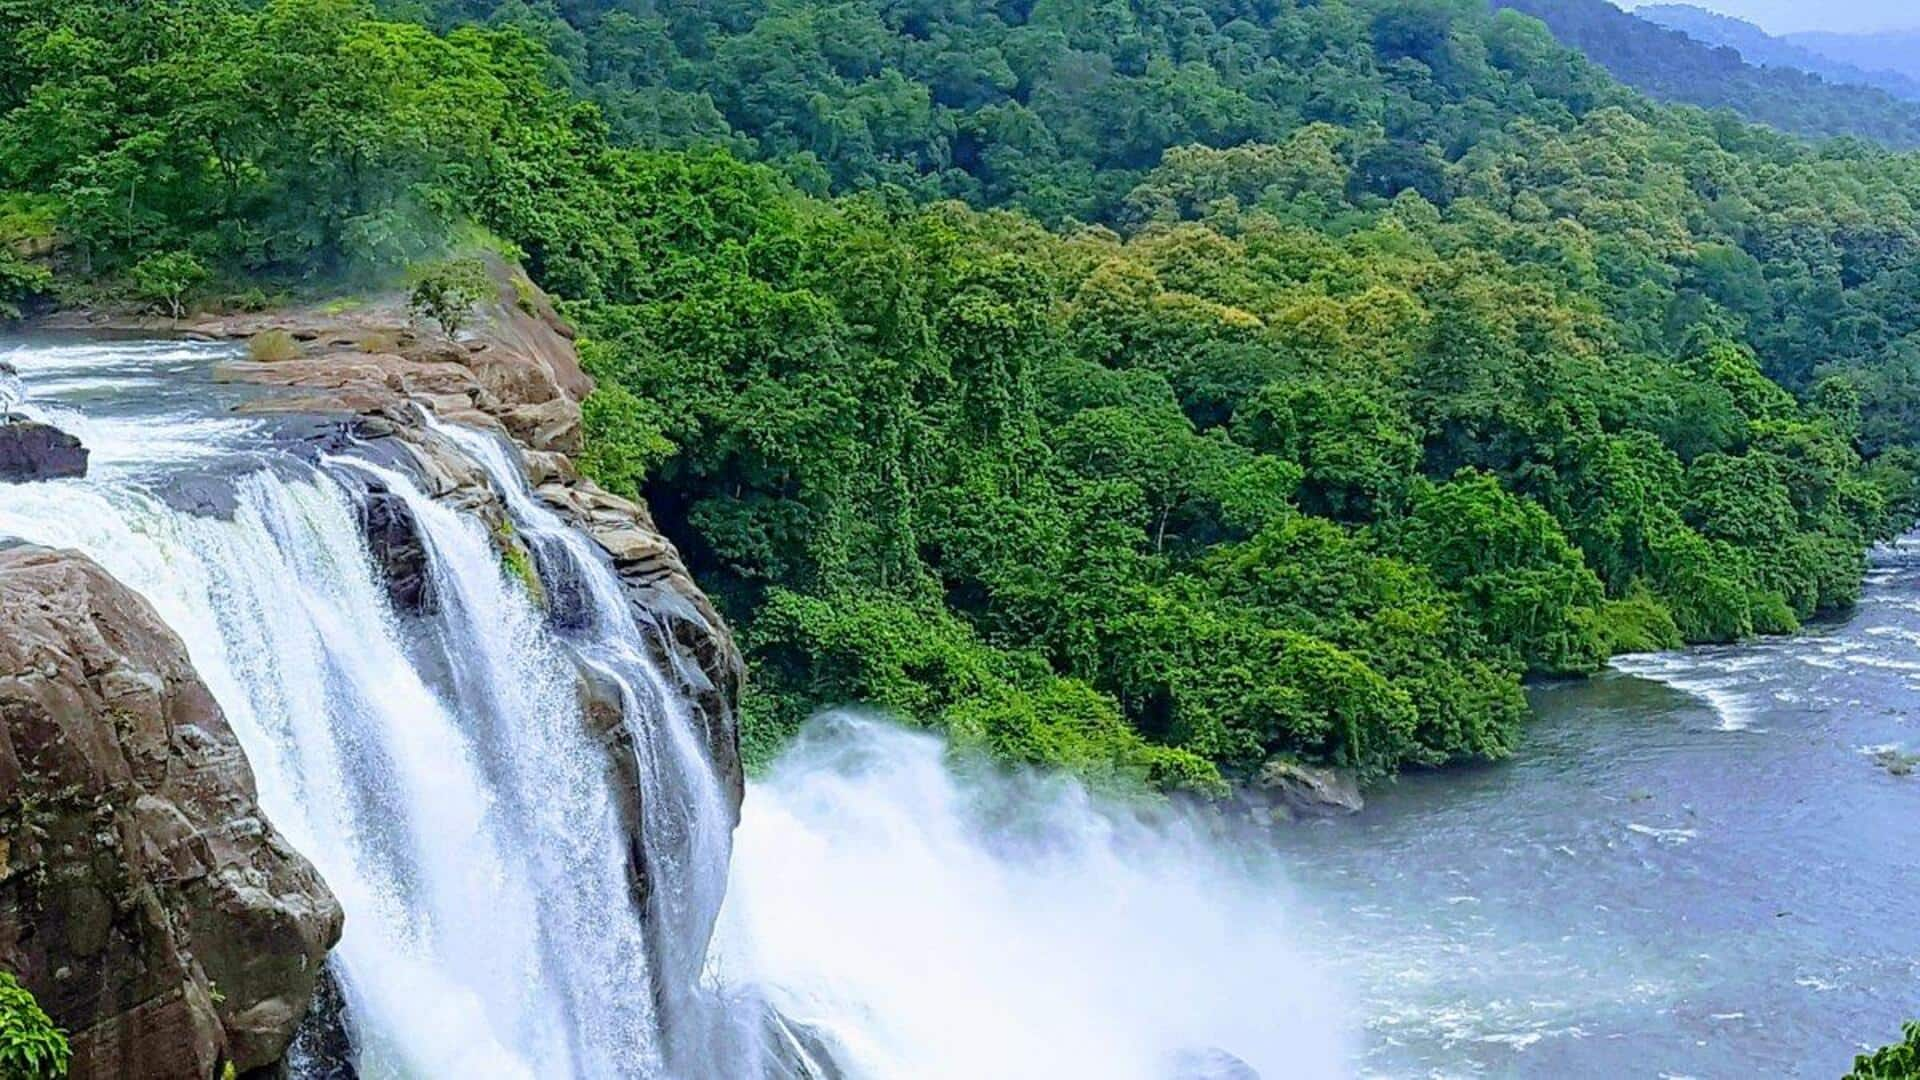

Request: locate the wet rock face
(283, 963), (358, 1080)
(354, 487), (437, 617)
(0, 420), (88, 482)
(535, 478), (747, 815)
(1255, 759), (1364, 820)
(0, 546), (343, 1079)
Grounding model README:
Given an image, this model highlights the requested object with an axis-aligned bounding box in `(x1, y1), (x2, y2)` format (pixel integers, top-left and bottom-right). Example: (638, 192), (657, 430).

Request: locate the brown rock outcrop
(1255, 759), (1364, 820)
(0, 420), (88, 482)
(168, 259), (745, 818)
(0, 545), (343, 1079)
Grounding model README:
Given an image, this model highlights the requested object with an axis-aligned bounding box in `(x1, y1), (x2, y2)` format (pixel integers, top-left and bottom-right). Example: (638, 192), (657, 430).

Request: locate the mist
(1618, 0), (1920, 34)
(709, 714), (1352, 1080)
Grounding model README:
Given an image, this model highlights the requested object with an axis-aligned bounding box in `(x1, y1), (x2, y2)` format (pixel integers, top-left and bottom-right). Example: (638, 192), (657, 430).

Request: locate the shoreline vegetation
(4, 0), (1920, 807)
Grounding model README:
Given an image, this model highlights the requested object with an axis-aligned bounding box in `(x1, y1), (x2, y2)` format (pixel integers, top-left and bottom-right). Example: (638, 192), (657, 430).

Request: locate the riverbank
(1264, 542), (1920, 1076)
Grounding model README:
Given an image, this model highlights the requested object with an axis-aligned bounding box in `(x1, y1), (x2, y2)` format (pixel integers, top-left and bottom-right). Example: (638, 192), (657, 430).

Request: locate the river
(1270, 549), (1920, 1077)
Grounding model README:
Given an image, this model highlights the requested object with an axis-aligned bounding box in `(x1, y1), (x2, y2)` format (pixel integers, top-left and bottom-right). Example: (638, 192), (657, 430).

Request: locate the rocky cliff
(19, 257), (748, 1074)
(0, 545), (342, 1079)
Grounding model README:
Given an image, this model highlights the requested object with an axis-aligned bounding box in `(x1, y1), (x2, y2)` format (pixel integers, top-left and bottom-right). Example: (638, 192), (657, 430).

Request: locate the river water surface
(1271, 549), (1920, 1077)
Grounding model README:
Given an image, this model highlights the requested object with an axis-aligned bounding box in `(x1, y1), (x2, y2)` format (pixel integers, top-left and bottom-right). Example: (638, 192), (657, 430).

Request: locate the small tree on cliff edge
(0, 971), (70, 1079)
(408, 257), (492, 339)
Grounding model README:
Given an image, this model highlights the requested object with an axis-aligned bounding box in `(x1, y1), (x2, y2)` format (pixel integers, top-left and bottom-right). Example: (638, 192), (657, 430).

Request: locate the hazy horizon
(1618, 0), (1920, 34)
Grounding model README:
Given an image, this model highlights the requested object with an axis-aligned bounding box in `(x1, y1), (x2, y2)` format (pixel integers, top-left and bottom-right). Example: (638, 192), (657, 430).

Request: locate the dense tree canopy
(4, 0), (1920, 794)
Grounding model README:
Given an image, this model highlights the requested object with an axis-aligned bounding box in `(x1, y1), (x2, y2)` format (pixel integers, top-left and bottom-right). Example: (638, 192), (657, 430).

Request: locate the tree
(0, 250), (48, 320)
(130, 251), (208, 319)
(408, 257), (493, 338)
(1393, 472), (1610, 676)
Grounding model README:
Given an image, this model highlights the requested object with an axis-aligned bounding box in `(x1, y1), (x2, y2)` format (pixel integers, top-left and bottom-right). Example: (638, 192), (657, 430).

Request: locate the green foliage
(747, 589), (1227, 794)
(4, 0), (1919, 792)
(1592, 592), (1683, 654)
(0, 972), (68, 1080)
(492, 521), (544, 603)
(1494, 0), (1920, 148)
(408, 256), (492, 338)
(130, 251), (208, 319)
(0, 249), (48, 319)
(1394, 472), (1609, 676)
(1849, 1021), (1920, 1080)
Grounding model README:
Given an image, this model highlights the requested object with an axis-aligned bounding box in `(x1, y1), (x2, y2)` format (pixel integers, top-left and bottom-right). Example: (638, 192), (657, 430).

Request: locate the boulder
(0, 420), (87, 482)
(0, 546), (343, 1079)
(1256, 759), (1364, 819)
(496, 397), (582, 454)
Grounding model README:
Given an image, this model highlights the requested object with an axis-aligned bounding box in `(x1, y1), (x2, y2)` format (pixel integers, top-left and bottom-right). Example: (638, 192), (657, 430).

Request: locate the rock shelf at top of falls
(36, 254), (746, 810)
(0, 418), (88, 482)
(1, 259), (753, 1078)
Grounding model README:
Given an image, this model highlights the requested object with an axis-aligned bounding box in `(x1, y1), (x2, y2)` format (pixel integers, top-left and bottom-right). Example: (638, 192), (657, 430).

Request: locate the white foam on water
(1851, 654), (1920, 674)
(0, 339), (226, 372)
(1626, 823), (1699, 846)
(1611, 654), (1758, 731)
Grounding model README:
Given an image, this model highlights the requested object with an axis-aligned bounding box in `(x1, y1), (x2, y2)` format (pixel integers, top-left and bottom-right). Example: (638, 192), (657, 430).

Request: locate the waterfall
(420, 417), (747, 1070)
(0, 341), (741, 1078)
(3, 339), (1351, 1079)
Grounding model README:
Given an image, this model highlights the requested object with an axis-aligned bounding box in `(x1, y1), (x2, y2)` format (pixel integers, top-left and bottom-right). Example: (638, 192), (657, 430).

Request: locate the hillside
(1638, 4), (1920, 101)
(1789, 29), (1920, 86)
(5, 0), (1920, 796)
(1491, 0), (1920, 146)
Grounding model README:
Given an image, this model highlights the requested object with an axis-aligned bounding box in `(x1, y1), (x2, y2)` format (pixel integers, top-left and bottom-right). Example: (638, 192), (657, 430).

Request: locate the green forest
(6, 0), (1920, 798)
(1493, 0), (1920, 147)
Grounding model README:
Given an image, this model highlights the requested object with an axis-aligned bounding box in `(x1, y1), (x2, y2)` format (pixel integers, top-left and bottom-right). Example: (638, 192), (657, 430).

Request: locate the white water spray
(3, 340), (1353, 1079)
(712, 714), (1353, 1080)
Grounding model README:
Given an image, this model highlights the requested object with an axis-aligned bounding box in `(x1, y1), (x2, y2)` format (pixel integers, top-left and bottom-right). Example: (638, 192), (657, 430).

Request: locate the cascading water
(420, 416), (749, 1070)
(2, 337), (1352, 1080)
(0, 340), (740, 1077)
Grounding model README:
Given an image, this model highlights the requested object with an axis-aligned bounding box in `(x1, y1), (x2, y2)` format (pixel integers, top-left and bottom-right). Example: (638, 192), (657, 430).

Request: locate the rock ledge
(0, 545), (343, 1079)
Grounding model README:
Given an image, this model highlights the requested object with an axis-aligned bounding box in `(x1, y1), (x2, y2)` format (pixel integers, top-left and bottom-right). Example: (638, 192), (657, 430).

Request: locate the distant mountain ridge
(1638, 4), (1920, 102)
(1491, 0), (1920, 147)
(1787, 29), (1920, 85)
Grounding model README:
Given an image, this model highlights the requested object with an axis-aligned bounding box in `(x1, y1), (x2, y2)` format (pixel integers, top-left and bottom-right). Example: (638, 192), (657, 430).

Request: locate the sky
(1617, 0), (1920, 34)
